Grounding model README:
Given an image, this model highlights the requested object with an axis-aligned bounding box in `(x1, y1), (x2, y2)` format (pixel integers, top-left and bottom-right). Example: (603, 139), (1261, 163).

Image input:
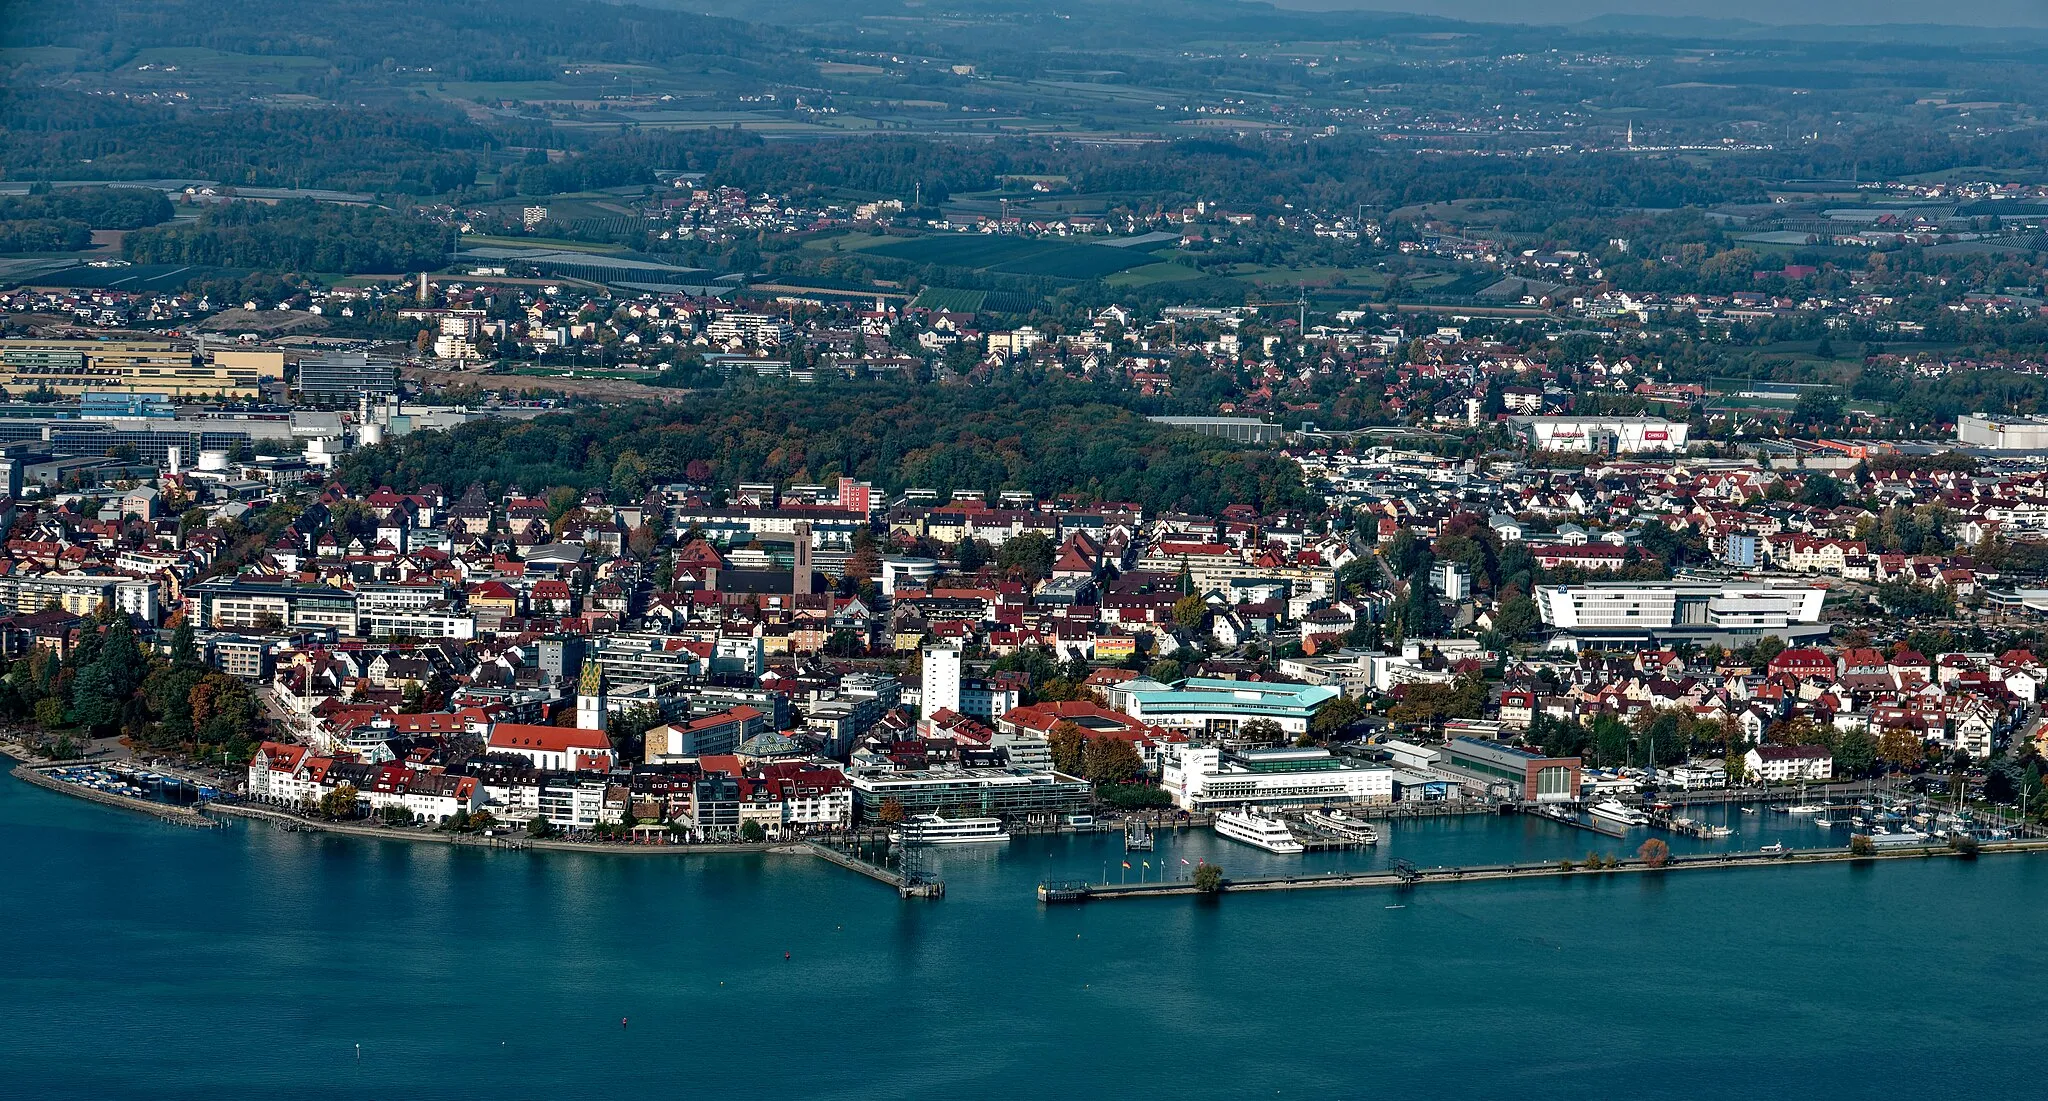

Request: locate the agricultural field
(911, 287), (988, 311)
(1104, 262), (1207, 287)
(458, 233), (628, 254)
(863, 234), (1162, 279)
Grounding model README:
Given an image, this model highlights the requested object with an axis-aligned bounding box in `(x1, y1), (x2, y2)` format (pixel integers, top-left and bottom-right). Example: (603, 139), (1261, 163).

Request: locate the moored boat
(1214, 808), (1305, 854)
(889, 814), (1009, 845)
(1587, 800), (1649, 827)
(1303, 809), (1379, 845)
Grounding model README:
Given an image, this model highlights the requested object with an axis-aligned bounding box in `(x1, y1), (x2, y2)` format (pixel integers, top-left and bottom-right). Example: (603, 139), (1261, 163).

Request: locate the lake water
(5, 770), (2043, 1101)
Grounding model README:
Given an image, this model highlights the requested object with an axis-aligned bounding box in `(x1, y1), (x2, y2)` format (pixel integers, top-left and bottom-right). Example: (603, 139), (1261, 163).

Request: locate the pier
(802, 840), (944, 898)
(1038, 839), (2048, 903)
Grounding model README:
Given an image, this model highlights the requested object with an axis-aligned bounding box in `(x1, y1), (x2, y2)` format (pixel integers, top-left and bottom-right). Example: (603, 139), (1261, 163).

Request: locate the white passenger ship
(889, 814), (1009, 845)
(1214, 808), (1305, 854)
(1303, 808), (1380, 845)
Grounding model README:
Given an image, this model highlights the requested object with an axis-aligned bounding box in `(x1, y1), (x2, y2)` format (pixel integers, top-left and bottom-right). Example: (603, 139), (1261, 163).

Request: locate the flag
(1142, 861), (1150, 868)
(1180, 859), (1190, 865)
(1122, 861), (1131, 869)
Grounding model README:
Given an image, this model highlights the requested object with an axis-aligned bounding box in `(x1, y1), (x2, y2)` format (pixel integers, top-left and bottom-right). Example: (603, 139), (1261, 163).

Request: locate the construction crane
(1245, 288), (1310, 333)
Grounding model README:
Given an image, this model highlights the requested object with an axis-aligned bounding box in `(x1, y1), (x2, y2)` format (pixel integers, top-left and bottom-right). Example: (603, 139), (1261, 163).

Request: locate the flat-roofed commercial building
(1162, 744), (1393, 811)
(0, 340), (283, 399)
(296, 352), (399, 403)
(1125, 677), (1340, 738)
(1146, 416), (1282, 444)
(1534, 580), (1828, 650)
(1439, 737), (1580, 803)
(848, 765), (1091, 822)
(185, 577), (357, 634)
(1957, 413), (2048, 451)
(1509, 415), (1687, 454)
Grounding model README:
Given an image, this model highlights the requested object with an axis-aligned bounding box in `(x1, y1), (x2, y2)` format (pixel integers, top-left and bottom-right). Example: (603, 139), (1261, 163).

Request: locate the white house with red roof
(487, 723), (616, 772)
(247, 741), (314, 802)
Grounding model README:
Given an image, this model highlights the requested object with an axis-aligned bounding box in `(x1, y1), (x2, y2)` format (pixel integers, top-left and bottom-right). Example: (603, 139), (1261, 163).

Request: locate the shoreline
(207, 800), (784, 857)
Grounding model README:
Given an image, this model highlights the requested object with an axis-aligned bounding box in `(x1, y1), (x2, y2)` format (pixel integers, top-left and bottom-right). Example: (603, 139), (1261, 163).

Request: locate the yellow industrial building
(0, 340), (284, 399)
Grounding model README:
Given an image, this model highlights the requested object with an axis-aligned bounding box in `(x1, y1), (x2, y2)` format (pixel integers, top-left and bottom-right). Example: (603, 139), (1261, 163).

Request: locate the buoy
(784, 951), (791, 960)
(621, 1017), (628, 1029)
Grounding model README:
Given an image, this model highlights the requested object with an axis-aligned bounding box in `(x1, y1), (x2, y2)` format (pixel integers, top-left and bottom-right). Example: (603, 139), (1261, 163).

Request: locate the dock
(802, 840), (944, 898)
(1038, 839), (2048, 903)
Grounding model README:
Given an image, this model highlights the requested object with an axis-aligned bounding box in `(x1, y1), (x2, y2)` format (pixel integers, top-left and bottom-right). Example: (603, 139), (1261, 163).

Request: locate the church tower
(577, 660), (608, 732)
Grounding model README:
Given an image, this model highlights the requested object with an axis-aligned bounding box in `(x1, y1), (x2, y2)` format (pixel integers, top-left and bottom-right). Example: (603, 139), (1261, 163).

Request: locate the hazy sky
(1266, 0), (2048, 29)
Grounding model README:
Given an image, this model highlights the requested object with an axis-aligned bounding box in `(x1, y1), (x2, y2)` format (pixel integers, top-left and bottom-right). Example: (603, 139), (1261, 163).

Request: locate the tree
(1146, 658), (1184, 683)
(380, 804), (413, 826)
(740, 820), (767, 842)
(1879, 728), (1925, 770)
(1591, 713), (1632, 768)
(956, 537), (987, 572)
(1172, 595), (1209, 631)
(995, 532), (1056, 579)
(1399, 575), (1445, 638)
(1748, 635), (1786, 667)
(609, 702), (664, 764)
(1798, 474), (1846, 508)
(320, 784), (360, 819)
(1311, 695), (1366, 738)
(1492, 595), (1541, 641)
(876, 798), (907, 825)
(1192, 862), (1224, 893)
(1849, 834), (1875, 857)
(1834, 729), (1878, 778)
(1984, 765), (2018, 804)
(1082, 736), (1143, 786)
(1238, 718), (1284, 746)
(1636, 838), (1670, 868)
(1048, 720), (1086, 775)
(527, 815), (559, 838)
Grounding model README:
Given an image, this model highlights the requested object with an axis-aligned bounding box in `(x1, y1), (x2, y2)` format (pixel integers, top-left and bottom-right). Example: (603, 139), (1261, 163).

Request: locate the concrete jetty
(802, 841), (944, 898)
(1039, 839), (2048, 903)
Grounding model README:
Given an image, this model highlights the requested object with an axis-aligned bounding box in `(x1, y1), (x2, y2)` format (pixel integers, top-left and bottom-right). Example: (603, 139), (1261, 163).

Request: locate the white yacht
(1304, 809), (1380, 845)
(1587, 800), (1649, 827)
(1215, 808), (1305, 854)
(889, 814), (1009, 845)
(1782, 804), (1826, 815)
